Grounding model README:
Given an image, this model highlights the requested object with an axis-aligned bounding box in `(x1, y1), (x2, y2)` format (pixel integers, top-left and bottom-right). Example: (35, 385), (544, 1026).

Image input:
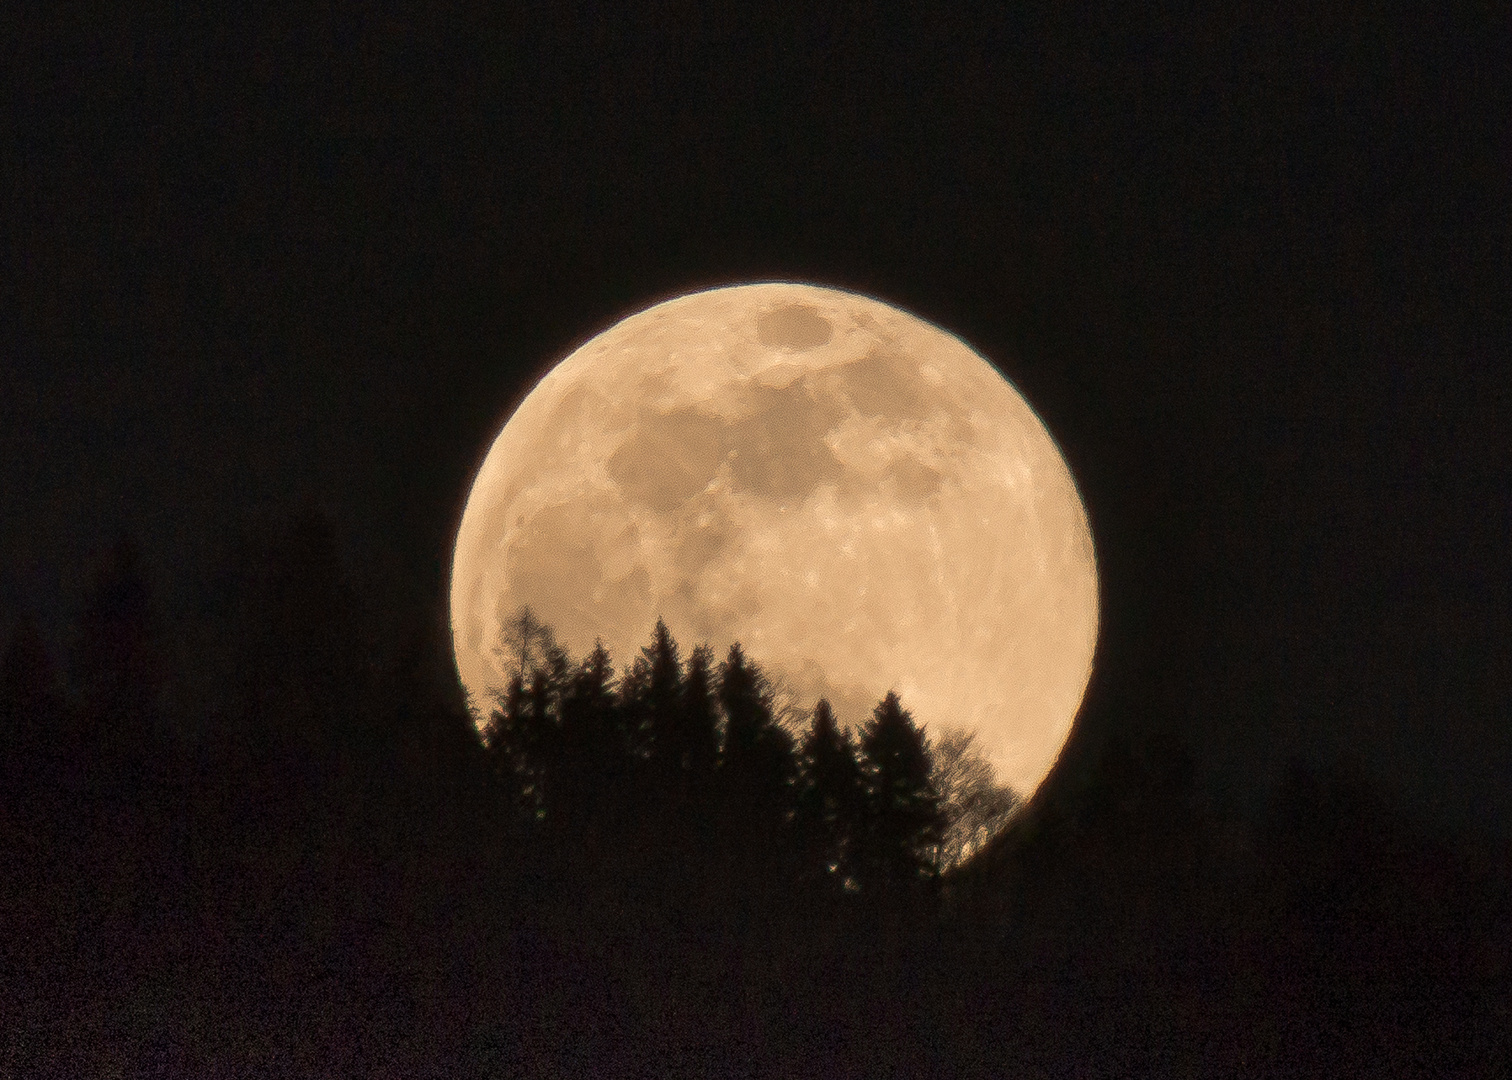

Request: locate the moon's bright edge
(451, 283), (1098, 797)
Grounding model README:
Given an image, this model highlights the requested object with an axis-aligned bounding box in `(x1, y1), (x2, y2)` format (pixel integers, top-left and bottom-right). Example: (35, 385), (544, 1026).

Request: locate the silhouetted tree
(796, 698), (865, 891)
(931, 728), (1021, 872)
(553, 639), (633, 878)
(485, 608), (570, 806)
(558, 639), (623, 793)
(718, 645), (797, 808)
(716, 643), (799, 896)
(665, 641), (722, 900)
(621, 621), (727, 904)
(486, 671), (548, 821)
(498, 605), (561, 686)
(675, 643), (720, 782)
(857, 692), (945, 894)
(626, 618), (684, 773)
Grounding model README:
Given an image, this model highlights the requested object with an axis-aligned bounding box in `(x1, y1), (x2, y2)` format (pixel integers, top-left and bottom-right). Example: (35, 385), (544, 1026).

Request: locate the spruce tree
(523, 666), (558, 816)
(485, 673), (533, 816)
(484, 608), (572, 824)
(857, 691), (945, 894)
(555, 640), (628, 874)
(716, 644), (798, 894)
(676, 643), (720, 781)
(668, 642), (721, 898)
(616, 620), (689, 892)
(560, 640), (620, 773)
(631, 618), (684, 773)
(797, 698), (865, 892)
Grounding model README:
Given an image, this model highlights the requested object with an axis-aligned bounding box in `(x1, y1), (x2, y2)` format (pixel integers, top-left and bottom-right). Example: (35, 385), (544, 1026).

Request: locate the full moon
(451, 283), (1098, 797)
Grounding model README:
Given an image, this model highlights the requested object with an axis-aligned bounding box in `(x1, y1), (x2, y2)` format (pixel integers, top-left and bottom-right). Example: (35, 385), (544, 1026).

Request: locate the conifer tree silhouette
(523, 667), (559, 816)
(668, 642), (721, 897)
(486, 671), (545, 821)
(554, 640), (625, 871)
(676, 643), (720, 782)
(613, 621), (689, 894)
(628, 618), (684, 775)
(485, 608), (570, 821)
(857, 691), (945, 894)
(559, 641), (622, 788)
(797, 698), (865, 892)
(716, 643), (799, 898)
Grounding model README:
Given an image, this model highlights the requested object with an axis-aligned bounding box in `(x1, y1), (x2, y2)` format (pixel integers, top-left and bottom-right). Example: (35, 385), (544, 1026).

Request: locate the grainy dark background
(4, 5), (1506, 831)
(4, 6), (1511, 1077)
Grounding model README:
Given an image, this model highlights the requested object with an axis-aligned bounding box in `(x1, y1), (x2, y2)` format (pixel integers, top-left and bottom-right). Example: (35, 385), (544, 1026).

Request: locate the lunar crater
(757, 304), (834, 350)
(832, 348), (934, 423)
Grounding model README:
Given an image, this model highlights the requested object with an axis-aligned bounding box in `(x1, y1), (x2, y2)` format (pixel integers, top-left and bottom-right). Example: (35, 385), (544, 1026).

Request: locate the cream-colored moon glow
(451, 283), (1097, 797)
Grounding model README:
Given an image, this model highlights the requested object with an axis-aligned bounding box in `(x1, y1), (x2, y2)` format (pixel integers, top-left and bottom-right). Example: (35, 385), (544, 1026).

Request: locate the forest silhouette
(1, 514), (1508, 1078)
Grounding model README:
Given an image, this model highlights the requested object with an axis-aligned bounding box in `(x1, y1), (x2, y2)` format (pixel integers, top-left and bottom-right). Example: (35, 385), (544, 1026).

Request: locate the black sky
(3, 5), (1507, 831)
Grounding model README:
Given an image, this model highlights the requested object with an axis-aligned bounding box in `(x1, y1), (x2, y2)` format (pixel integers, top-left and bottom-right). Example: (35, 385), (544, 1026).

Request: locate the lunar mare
(451, 283), (1098, 796)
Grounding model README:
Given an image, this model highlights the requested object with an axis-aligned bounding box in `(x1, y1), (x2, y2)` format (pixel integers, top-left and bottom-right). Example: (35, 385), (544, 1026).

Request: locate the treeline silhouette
(480, 607), (992, 904)
(2, 515), (1508, 1078)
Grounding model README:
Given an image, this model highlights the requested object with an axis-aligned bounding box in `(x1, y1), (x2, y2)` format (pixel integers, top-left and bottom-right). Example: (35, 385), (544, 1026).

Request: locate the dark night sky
(3, 6), (1507, 831)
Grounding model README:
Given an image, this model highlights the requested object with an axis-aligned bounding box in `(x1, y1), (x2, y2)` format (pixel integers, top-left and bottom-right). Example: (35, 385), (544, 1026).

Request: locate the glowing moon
(451, 283), (1097, 797)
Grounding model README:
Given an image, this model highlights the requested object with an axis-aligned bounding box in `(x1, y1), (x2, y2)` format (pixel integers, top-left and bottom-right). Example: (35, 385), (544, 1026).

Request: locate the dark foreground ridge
(2, 520), (1509, 1078)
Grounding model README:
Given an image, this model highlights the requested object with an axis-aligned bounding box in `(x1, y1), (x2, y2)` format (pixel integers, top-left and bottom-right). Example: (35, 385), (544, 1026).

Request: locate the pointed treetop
(500, 605), (562, 681)
(811, 698), (837, 740)
(579, 639), (616, 691)
(858, 689), (944, 886)
(643, 618), (682, 686)
(686, 642), (713, 683)
(717, 642), (763, 701)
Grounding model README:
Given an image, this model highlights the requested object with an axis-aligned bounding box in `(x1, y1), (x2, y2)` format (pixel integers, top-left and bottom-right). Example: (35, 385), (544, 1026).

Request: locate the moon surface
(451, 283), (1098, 797)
